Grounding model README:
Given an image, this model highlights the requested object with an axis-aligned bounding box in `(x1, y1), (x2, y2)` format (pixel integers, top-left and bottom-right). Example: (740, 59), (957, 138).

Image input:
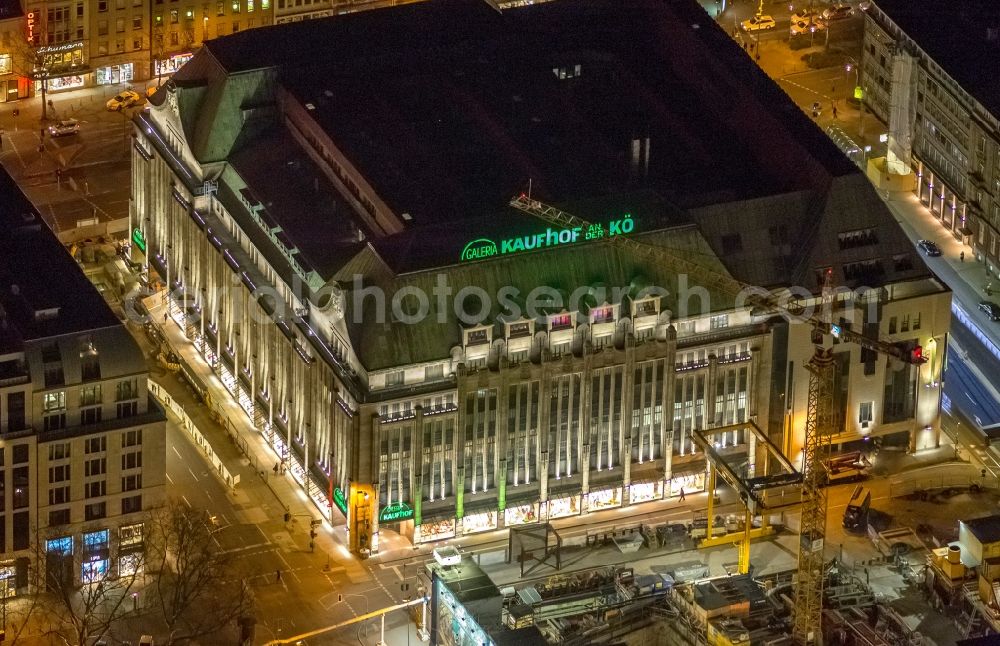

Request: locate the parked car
(790, 9), (820, 23)
(741, 14), (776, 31)
(791, 19), (826, 35)
(917, 239), (942, 256)
(823, 4), (855, 20)
(106, 89), (141, 111)
(47, 119), (79, 137)
(980, 301), (1000, 321)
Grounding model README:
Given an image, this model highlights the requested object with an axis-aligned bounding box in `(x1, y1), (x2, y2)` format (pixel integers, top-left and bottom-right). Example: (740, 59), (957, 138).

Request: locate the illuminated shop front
(628, 480), (663, 504)
(154, 52), (192, 77)
(669, 470), (706, 497)
(82, 529), (110, 583)
(461, 509), (498, 535)
(416, 517), (456, 543)
(587, 486), (622, 511)
(34, 42), (87, 92)
(0, 52), (28, 102)
(96, 63), (134, 85)
(0, 77), (28, 102)
(0, 561), (15, 598)
(544, 494), (580, 520)
(503, 501), (538, 526)
(45, 74), (85, 91)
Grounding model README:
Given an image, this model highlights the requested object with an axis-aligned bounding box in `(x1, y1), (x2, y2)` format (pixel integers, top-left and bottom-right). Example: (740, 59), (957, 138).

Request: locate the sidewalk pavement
(140, 294), (376, 584)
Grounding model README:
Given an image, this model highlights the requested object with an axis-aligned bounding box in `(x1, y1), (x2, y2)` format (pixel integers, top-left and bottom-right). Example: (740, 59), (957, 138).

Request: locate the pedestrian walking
(961, 251), (965, 262)
(679, 488), (686, 502)
(832, 105), (838, 119)
(275, 569), (282, 583)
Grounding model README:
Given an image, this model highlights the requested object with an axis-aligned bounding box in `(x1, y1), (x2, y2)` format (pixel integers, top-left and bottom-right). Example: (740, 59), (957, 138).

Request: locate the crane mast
(793, 344), (836, 645)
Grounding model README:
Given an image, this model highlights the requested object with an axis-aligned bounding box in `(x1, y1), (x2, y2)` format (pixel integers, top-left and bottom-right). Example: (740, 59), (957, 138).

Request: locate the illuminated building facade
(130, 0), (950, 553)
(863, 1), (1000, 276)
(0, 0), (30, 102)
(0, 168), (166, 593)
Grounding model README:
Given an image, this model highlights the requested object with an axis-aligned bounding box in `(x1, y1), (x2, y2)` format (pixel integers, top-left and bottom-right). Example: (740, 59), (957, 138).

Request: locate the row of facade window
(48, 474), (142, 506)
(46, 452), (142, 485)
(380, 363), (748, 504)
(42, 402), (139, 431)
(49, 494), (144, 519)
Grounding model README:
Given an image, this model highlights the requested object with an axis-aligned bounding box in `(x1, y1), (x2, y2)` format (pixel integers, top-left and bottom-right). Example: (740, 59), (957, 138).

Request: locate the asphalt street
(944, 341), (1000, 430)
(0, 84), (139, 236)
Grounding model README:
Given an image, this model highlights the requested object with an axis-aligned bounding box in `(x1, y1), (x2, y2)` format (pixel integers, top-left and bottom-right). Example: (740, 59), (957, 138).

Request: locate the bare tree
(146, 500), (253, 645)
(0, 580), (44, 644)
(7, 16), (55, 121)
(39, 543), (143, 646)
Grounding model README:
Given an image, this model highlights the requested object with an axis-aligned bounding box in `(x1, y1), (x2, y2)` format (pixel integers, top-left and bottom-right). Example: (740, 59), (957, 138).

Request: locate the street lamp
(845, 57), (866, 139)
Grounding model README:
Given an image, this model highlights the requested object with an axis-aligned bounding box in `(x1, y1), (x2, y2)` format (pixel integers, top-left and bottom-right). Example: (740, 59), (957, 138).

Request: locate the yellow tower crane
(507, 194), (926, 645)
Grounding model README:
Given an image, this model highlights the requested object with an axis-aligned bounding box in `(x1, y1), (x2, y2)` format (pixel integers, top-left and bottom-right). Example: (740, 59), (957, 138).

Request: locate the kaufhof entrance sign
(460, 215), (635, 262)
(379, 501), (414, 523)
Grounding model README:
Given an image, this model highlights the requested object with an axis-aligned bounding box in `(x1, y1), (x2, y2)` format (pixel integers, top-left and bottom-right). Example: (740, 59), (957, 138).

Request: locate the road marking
(218, 542), (274, 555)
(165, 473), (174, 485)
(182, 495), (192, 508)
(172, 445), (182, 459)
(188, 467), (199, 482)
(777, 76), (832, 102)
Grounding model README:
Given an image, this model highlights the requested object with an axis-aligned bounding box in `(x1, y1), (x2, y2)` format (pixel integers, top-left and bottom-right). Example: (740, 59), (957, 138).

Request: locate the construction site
(432, 465), (1000, 646)
(424, 201), (1000, 646)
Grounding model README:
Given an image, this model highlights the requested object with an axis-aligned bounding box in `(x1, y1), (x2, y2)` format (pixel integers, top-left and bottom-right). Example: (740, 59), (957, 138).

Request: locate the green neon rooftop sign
(460, 215), (635, 262)
(379, 501), (414, 523)
(132, 228), (146, 253)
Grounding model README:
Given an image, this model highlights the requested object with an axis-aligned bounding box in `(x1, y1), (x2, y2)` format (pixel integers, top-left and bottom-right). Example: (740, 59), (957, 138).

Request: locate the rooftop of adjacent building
(962, 513), (1000, 545)
(434, 557), (503, 605)
(871, 0), (1000, 118)
(0, 167), (121, 350)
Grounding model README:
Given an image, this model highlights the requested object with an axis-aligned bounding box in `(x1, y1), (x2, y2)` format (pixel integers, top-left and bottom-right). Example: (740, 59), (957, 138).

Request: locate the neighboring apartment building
(0, 0), (29, 102)
(863, 1), (1000, 276)
(6, 0), (424, 95)
(131, 0), (949, 554)
(0, 167), (165, 594)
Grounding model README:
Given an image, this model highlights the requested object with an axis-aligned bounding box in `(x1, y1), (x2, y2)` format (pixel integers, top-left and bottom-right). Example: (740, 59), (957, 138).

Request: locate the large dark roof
(872, 0), (1000, 117)
(0, 167), (120, 343)
(205, 0), (855, 229)
(228, 127), (364, 279)
(176, 0), (946, 371)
